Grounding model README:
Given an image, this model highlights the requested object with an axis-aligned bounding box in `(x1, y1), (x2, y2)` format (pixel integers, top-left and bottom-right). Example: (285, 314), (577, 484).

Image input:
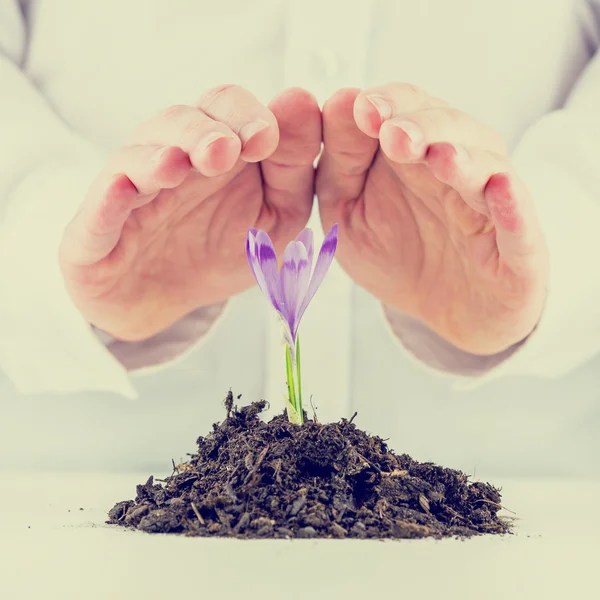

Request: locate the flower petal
(296, 224), (338, 325)
(277, 313), (294, 349)
(246, 230), (269, 295)
(295, 229), (314, 270)
(280, 240), (310, 339)
(246, 229), (283, 312)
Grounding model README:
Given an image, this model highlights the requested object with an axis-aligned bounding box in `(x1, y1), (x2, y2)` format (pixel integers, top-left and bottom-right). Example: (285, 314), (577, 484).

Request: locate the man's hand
(59, 86), (321, 341)
(317, 85), (549, 355)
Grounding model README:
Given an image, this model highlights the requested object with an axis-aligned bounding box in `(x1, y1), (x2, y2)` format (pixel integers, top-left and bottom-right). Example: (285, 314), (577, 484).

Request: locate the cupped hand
(316, 84), (548, 354)
(59, 86), (321, 341)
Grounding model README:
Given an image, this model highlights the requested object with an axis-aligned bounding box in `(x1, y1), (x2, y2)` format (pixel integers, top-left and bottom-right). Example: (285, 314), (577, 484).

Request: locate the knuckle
(198, 84), (242, 109)
(376, 82), (449, 111)
(424, 106), (461, 124)
(129, 105), (192, 143)
(159, 104), (192, 121)
(415, 109), (443, 137)
(394, 82), (424, 96)
(180, 119), (212, 143)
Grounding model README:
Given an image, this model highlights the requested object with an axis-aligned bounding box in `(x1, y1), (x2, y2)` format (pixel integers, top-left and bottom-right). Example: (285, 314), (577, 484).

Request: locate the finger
(426, 142), (542, 273)
(353, 83), (447, 137)
(60, 174), (136, 267)
(484, 172), (545, 277)
(107, 144), (191, 195)
(131, 105), (241, 176)
(259, 88), (322, 236)
(316, 88), (379, 216)
(197, 85), (279, 162)
(131, 85), (279, 174)
(432, 147), (543, 276)
(61, 145), (190, 266)
(425, 142), (510, 215)
(376, 108), (506, 166)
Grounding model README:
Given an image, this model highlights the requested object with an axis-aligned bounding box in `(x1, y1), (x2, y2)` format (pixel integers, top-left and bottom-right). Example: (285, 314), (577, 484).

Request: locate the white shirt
(0, 0), (599, 477)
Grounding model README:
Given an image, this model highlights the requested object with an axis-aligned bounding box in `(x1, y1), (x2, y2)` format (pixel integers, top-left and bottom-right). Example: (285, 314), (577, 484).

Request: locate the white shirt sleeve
(384, 21), (600, 387)
(0, 3), (221, 398)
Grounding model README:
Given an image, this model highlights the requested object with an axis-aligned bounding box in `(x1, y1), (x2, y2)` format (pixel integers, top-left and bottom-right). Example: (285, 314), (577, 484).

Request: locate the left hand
(316, 84), (549, 355)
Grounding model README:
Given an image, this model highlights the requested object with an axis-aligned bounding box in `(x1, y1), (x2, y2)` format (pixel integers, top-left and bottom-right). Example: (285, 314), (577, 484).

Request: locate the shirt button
(312, 47), (339, 78)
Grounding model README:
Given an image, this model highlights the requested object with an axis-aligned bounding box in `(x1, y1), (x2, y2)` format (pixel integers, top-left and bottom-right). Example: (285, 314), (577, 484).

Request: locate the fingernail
(195, 131), (235, 155)
(366, 95), (393, 121)
(239, 120), (270, 146)
(393, 120), (424, 150)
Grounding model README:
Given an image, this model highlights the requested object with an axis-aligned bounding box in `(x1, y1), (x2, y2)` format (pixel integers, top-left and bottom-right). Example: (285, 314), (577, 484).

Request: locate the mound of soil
(107, 394), (511, 540)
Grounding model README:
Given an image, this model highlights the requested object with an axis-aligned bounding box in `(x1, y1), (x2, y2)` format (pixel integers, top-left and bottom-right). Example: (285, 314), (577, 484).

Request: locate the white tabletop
(0, 472), (598, 600)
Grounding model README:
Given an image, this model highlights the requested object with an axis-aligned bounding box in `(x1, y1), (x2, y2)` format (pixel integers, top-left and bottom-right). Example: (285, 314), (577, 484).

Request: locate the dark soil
(107, 394), (511, 540)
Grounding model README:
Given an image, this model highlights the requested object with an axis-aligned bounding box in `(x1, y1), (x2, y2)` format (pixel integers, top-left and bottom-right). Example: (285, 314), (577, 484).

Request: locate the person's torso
(1, 0), (598, 477)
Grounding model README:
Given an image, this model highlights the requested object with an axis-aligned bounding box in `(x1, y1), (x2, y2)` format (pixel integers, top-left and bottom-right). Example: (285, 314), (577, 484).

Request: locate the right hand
(59, 85), (321, 341)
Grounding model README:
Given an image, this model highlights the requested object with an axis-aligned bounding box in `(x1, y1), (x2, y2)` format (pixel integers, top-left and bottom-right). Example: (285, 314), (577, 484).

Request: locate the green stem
(284, 341), (304, 425)
(296, 336), (303, 423)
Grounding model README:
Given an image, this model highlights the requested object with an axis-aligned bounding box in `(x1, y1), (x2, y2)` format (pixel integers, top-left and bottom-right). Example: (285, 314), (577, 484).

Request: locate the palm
(94, 164), (268, 315)
(70, 164), (286, 337)
(338, 152), (524, 350)
(61, 87), (321, 341)
(318, 87), (548, 354)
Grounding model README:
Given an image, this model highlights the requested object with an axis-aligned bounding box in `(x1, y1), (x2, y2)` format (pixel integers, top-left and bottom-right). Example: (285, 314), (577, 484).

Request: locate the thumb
(259, 88), (322, 235)
(317, 88), (379, 226)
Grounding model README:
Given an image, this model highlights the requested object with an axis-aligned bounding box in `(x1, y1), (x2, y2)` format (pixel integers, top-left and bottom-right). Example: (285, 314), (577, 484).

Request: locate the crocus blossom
(246, 224), (339, 424)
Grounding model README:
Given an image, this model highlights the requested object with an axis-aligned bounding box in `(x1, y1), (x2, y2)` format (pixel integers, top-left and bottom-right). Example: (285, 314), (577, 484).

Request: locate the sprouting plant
(246, 225), (338, 424)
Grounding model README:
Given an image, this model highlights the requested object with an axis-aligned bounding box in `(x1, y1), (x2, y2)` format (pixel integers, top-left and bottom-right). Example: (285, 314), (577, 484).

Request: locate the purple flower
(246, 225), (339, 347)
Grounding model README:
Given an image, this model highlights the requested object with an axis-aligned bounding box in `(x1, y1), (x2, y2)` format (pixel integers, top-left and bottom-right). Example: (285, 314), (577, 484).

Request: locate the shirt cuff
(0, 157), (137, 398)
(95, 302), (227, 372)
(382, 305), (527, 378)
